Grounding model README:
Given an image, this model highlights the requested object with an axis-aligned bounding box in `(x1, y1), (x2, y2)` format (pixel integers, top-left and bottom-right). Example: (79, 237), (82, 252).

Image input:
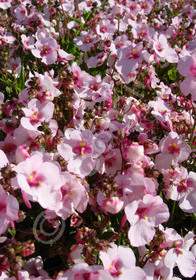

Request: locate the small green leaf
(8, 228), (16, 236)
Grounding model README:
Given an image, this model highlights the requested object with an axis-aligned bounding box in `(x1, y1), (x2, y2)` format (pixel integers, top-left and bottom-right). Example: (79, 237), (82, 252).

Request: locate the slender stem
(190, 117), (196, 145)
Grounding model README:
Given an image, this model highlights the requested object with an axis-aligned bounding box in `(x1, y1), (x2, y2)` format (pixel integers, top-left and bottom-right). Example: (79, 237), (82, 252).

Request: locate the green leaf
(17, 64), (25, 91)
(8, 228), (16, 236)
(168, 67), (177, 81)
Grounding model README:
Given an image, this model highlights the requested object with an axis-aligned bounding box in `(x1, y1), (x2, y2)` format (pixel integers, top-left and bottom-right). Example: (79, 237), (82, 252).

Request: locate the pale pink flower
(0, 149), (9, 169)
(0, 0), (12, 10)
(96, 19), (116, 41)
(31, 37), (57, 65)
(115, 42), (143, 75)
(139, 0), (153, 15)
(99, 243), (146, 280)
(153, 34), (178, 63)
(73, 31), (98, 52)
(78, 0), (101, 12)
(14, 4), (28, 24)
(71, 62), (91, 88)
(122, 142), (144, 164)
(57, 129), (105, 177)
(148, 98), (172, 129)
(177, 52), (196, 100)
(21, 34), (35, 54)
(155, 132), (191, 171)
(179, 171), (196, 213)
(131, 22), (151, 40)
(22, 256), (51, 279)
(87, 52), (107, 68)
(99, 148), (122, 176)
(15, 145), (30, 163)
(143, 260), (173, 280)
(0, 185), (19, 235)
(162, 167), (189, 200)
(125, 1), (140, 17)
(55, 171), (89, 220)
(33, 72), (61, 102)
(115, 171), (157, 206)
(57, 263), (113, 280)
(97, 191), (124, 215)
(12, 152), (62, 210)
(21, 98), (54, 131)
(164, 232), (196, 278)
(125, 194), (170, 247)
(57, 46), (75, 63)
(77, 74), (113, 102)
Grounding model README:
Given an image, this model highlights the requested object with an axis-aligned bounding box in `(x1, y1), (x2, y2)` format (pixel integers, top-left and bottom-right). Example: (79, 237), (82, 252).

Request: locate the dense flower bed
(0, 0), (196, 279)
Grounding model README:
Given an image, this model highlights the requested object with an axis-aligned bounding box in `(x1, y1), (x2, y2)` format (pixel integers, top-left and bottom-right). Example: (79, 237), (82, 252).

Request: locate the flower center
(40, 46), (52, 56)
(167, 142), (180, 154)
(27, 171), (43, 187)
(190, 64), (196, 76)
(72, 141), (93, 155)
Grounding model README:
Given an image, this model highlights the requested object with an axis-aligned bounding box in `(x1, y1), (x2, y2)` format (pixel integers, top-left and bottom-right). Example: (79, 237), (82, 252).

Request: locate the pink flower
(143, 260), (172, 280)
(100, 243), (146, 280)
(15, 145), (30, 163)
(0, 185), (19, 235)
(21, 34), (35, 54)
(71, 62), (91, 88)
(115, 171), (157, 206)
(96, 19), (116, 41)
(57, 263), (113, 280)
(115, 42), (143, 75)
(12, 152), (62, 210)
(122, 142), (144, 164)
(139, 0), (153, 15)
(22, 256), (51, 279)
(31, 37), (58, 65)
(99, 148), (122, 176)
(73, 31), (98, 52)
(0, 149), (9, 169)
(97, 191), (124, 215)
(179, 171), (196, 213)
(177, 52), (196, 100)
(148, 98), (172, 128)
(164, 232), (196, 278)
(155, 132), (191, 171)
(55, 172), (89, 220)
(125, 194), (170, 247)
(0, 0), (12, 10)
(162, 167), (189, 200)
(153, 34), (178, 63)
(33, 72), (61, 102)
(21, 98), (54, 131)
(57, 129), (105, 177)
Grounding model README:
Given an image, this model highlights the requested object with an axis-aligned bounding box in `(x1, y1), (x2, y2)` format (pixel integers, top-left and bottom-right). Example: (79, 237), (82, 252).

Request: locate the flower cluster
(0, 0), (196, 279)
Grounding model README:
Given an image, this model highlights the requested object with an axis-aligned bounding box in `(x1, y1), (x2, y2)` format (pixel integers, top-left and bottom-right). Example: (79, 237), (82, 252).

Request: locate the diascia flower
(115, 42), (143, 76)
(155, 131), (191, 171)
(31, 36), (58, 65)
(11, 152), (62, 210)
(177, 51), (196, 100)
(57, 129), (106, 177)
(125, 194), (170, 247)
(54, 171), (89, 220)
(57, 263), (113, 280)
(0, 185), (19, 235)
(164, 232), (196, 278)
(99, 243), (146, 280)
(0, 0), (12, 10)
